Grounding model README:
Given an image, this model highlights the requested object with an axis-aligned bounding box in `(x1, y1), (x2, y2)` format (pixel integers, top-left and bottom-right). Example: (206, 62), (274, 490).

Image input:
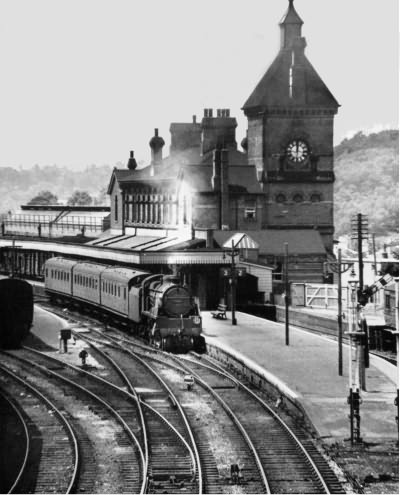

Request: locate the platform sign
(219, 268), (247, 278)
(60, 328), (72, 340)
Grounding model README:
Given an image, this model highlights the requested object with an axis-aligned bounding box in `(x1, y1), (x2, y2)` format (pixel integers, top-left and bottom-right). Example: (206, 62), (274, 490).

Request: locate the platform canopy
(222, 233), (259, 250)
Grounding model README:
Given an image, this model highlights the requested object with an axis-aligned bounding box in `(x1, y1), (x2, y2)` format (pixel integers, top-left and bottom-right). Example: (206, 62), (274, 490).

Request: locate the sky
(0, 0), (398, 170)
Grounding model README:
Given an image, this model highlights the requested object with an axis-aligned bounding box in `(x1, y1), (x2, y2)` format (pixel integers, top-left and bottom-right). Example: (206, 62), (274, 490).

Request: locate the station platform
(202, 311), (398, 444)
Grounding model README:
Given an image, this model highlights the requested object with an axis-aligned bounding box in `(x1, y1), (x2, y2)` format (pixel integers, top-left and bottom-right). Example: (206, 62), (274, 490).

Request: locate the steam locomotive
(44, 257), (205, 353)
(0, 277), (33, 349)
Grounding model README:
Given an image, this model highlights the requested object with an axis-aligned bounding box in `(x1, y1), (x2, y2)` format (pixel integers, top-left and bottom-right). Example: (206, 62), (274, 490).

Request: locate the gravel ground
(326, 440), (399, 494)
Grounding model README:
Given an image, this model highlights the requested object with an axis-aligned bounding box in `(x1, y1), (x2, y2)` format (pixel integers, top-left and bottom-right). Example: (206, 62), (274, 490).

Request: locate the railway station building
(103, 0), (339, 298)
(0, 0), (339, 309)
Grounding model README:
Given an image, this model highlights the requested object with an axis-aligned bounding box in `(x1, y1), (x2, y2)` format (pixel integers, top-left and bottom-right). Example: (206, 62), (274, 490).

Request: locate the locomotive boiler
(44, 257), (205, 353)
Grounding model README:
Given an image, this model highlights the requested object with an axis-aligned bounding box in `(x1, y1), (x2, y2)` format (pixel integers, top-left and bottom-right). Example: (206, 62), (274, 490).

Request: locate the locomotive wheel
(193, 336), (206, 354)
(163, 336), (173, 352)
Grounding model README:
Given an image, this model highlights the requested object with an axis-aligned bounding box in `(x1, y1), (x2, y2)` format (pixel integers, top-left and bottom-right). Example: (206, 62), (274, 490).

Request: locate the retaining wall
(205, 340), (315, 431)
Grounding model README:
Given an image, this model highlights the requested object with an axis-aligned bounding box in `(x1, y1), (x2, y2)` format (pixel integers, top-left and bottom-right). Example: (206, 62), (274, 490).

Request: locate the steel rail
(168, 354), (271, 494)
(0, 362), (80, 494)
(9, 348), (146, 494)
(0, 388), (30, 494)
(85, 328), (203, 494)
(182, 353), (332, 494)
(74, 330), (199, 491)
(72, 332), (150, 490)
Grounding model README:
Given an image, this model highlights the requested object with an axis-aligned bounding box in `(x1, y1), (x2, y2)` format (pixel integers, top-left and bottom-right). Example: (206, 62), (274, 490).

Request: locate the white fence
(291, 283), (384, 309)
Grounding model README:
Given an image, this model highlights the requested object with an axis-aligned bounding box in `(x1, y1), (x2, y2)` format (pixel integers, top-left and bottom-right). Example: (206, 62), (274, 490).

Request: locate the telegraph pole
(351, 213), (369, 390)
(346, 274), (362, 444)
(351, 213), (368, 293)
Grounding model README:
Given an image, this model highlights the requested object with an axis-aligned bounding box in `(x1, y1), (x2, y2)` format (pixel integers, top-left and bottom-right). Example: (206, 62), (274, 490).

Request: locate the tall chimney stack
(149, 128), (165, 166)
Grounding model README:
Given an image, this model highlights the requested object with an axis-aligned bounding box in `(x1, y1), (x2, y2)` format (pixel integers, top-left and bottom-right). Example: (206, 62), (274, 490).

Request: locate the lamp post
(224, 240), (239, 326)
(325, 250), (354, 376)
(284, 242), (290, 346)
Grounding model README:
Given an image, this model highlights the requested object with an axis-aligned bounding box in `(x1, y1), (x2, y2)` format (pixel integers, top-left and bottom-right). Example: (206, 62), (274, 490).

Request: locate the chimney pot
(155, 128), (158, 136)
(192, 115), (196, 123)
(203, 108), (207, 117)
(127, 150), (137, 170)
(209, 108), (213, 117)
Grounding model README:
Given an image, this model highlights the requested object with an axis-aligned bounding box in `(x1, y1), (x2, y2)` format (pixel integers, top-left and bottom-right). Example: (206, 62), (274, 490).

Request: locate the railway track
(92, 327), (346, 494)
(69, 328), (200, 493)
(176, 353), (346, 494)
(73, 326), (268, 493)
(0, 349), (145, 494)
(0, 363), (78, 494)
(29, 305), (349, 493)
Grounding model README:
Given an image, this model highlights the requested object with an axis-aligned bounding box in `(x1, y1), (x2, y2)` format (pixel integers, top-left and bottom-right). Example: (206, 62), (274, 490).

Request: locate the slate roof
(213, 229), (327, 256)
(279, 0), (303, 25)
(108, 148), (262, 195)
(243, 50), (339, 112)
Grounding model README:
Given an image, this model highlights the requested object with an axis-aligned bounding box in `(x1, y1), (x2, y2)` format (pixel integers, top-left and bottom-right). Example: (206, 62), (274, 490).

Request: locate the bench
(211, 304), (227, 320)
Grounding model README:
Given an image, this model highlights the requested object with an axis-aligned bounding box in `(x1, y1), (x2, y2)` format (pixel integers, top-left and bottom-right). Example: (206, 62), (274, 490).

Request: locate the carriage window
(118, 286), (120, 298)
(46, 268), (48, 277)
(124, 288), (127, 300)
(385, 294), (391, 309)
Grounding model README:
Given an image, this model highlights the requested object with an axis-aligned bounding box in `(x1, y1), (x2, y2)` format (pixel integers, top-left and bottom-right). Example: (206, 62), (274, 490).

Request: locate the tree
(67, 190), (93, 206)
(27, 190), (58, 205)
(93, 187), (109, 206)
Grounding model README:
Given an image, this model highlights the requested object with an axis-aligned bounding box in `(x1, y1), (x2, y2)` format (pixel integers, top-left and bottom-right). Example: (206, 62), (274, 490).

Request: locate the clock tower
(242, 0), (339, 251)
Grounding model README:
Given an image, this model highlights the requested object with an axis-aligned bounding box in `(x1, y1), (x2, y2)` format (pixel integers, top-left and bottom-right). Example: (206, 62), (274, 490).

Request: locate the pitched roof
(243, 51), (339, 112)
(109, 148), (262, 195)
(213, 229), (327, 256)
(279, 0), (303, 25)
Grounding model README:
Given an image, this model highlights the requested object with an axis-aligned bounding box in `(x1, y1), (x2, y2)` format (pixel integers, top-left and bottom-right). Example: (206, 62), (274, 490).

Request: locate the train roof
(45, 257), (79, 269)
(101, 266), (149, 284)
(73, 261), (107, 276)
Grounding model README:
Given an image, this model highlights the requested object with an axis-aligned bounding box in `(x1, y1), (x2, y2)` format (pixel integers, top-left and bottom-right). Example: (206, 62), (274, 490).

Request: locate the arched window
(292, 193), (303, 203)
(310, 193), (322, 202)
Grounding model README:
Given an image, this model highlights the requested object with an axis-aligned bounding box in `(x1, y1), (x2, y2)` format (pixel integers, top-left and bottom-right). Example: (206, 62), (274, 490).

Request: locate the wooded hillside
(334, 130), (398, 236)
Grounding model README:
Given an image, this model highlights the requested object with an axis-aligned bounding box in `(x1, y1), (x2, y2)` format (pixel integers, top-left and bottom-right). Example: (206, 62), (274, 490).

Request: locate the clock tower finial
(280, 0), (304, 49)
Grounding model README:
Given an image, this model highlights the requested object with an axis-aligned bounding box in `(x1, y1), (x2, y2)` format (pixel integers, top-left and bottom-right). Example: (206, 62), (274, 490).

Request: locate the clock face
(286, 140), (309, 163)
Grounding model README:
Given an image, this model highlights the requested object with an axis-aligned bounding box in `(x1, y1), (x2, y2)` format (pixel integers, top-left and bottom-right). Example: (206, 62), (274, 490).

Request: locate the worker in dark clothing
(79, 349), (88, 366)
